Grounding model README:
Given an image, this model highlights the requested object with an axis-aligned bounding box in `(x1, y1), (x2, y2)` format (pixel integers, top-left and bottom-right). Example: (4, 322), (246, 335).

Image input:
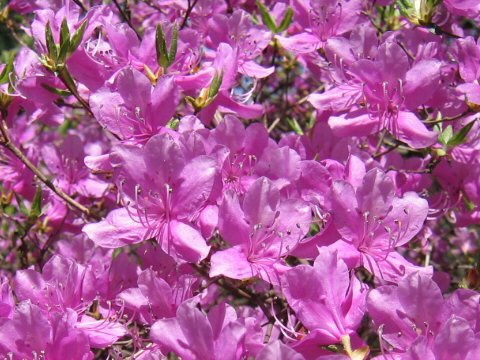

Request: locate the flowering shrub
(0, 0), (479, 358)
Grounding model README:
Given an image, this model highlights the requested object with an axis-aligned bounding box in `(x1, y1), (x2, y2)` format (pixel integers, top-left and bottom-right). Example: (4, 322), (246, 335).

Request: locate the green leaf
(287, 118), (304, 135)
(308, 222), (320, 236)
(0, 54), (14, 84)
(167, 118), (179, 130)
(112, 248), (123, 259)
(58, 68), (78, 94)
(395, 0), (416, 19)
(307, 112), (316, 129)
(58, 118), (73, 135)
(168, 23), (178, 67)
(208, 70), (224, 99)
(30, 186), (43, 219)
(276, 7), (293, 32)
(41, 83), (71, 97)
(58, 39), (71, 63)
(167, 352), (181, 360)
(69, 18), (88, 55)
(256, 0), (277, 32)
(438, 125), (453, 146)
(448, 120), (476, 147)
(396, 0), (414, 13)
(58, 18), (71, 62)
(156, 24), (170, 68)
(463, 193), (476, 212)
(4, 204), (16, 216)
(45, 21), (58, 61)
(13, 193), (29, 216)
(59, 18), (70, 48)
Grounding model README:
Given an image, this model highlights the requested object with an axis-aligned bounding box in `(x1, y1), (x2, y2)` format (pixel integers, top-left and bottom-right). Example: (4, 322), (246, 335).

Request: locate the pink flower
(90, 67), (179, 143)
(329, 168), (432, 283)
(367, 272), (480, 358)
(83, 133), (216, 262)
(150, 301), (247, 360)
(283, 248), (367, 352)
(309, 41), (439, 148)
(210, 177), (311, 284)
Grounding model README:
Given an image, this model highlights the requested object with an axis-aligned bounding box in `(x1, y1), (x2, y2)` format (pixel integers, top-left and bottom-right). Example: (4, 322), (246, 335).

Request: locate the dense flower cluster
(0, 0), (479, 358)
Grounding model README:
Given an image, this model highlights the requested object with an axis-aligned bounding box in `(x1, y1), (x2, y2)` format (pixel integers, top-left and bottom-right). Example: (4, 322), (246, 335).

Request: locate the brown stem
(396, 40), (416, 61)
(373, 142), (400, 159)
(374, 129), (388, 154)
(57, 68), (95, 117)
(112, 0), (142, 41)
(141, 0), (166, 13)
(72, 0), (88, 12)
(225, 0), (233, 14)
(0, 118), (94, 219)
(193, 264), (275, 323)
(360, 10), (384, 34)
(180, 0), (199, 29)
(263, 322), (274, 344)
(423, 111), (473, 125)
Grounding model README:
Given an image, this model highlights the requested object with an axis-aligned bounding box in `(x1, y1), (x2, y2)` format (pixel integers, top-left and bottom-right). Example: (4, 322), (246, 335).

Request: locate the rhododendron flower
(197, 43), (264, 124)
(84, 133), (216, 262)
(0, 302), (93, 359)
(309, 41), (439, 148)
(444, 0), (480, 17)
(367, 272), (480, 358)
(150, 301), (247, 360)
(210, 115), (269, 195)
(329, 168), (432, 283)
(207, 10), (273, 78)
(90, 67), (179, 143)
(210, 177), (311, 284)
(1, 0), (480, 358)
(283, 248), (367, 352)
(14, 255), (96, 312)
(278, 0), (365, 53)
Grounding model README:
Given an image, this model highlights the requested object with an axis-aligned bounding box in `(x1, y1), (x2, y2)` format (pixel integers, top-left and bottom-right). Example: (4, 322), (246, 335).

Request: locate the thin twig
(396, 40), (416, 61)
(373, 142), (400, 159)
(193, 264), (275, 322)
(423, 111), (472, 124)
(112, 0), (142, 41)
(57, 68), (95, 117)
(268, 117), (281, 133)
(0, 118), (94, 219)
(180, 0), (199, 29)
(72, 0), (88, 12)
(3, 18), (32, 50)
(374, 129), (388, 154)
(225, 0), (233, 14)
(263, 322), (274, 344)
(141, 0), (167, 14)
(360, 10), (383, 34)
(297, 85), (323, 105)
